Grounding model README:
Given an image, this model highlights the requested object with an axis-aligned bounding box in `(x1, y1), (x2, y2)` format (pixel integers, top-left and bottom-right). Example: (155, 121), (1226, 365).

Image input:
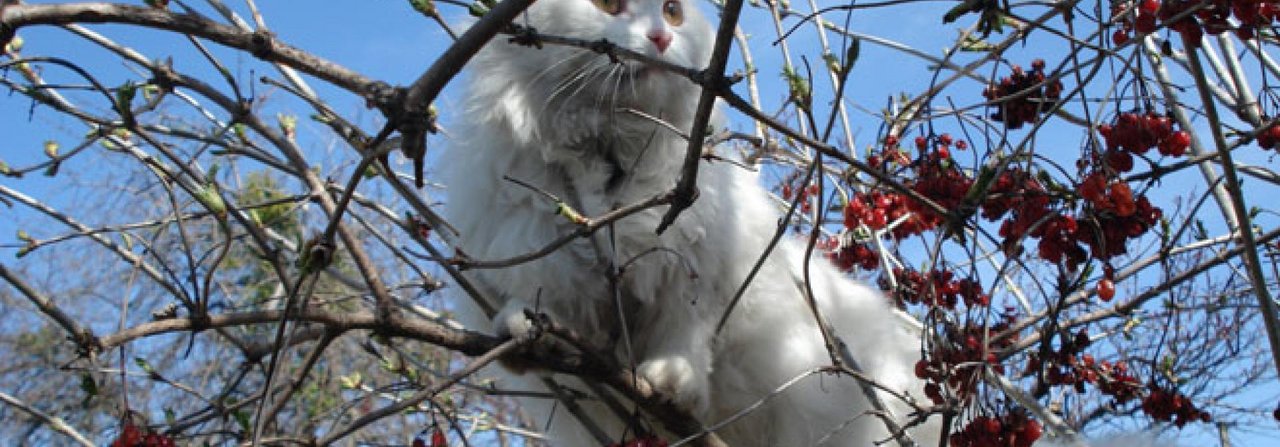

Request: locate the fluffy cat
(440, 0), (939, 444)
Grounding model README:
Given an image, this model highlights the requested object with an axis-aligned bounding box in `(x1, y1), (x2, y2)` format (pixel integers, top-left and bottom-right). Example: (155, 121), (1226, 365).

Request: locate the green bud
(116, 81), (138, 109)
(5, 35), (24, 53)
(134, 357), (158, 376)
(339, 372), (363, 389)
(193, 184), (227, 219)
(409, 0), (436, 16)
(277, 113), (298, 140)
(822, 52), (840, 74)
(232, 123), (250, 143)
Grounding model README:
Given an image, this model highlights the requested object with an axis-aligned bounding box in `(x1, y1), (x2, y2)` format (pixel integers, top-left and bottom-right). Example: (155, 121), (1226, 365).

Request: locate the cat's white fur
(440, 0), (937, 444)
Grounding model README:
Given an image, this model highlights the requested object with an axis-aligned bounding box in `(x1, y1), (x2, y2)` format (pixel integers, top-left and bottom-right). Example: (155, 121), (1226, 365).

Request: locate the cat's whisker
(624, 63), (639, 106)
(597, 64), (624, 122)
(554, 59), (611, 122)
(541, 60), (600, 117)
(528, 50), (592, 93)
(606, 65), (628, 133)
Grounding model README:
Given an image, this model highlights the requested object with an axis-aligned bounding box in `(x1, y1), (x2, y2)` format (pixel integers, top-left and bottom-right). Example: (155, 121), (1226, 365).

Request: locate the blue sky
(2, 1), (1278, 446)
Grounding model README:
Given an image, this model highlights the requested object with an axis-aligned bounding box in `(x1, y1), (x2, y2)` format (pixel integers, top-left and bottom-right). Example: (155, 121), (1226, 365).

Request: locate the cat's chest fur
(442, 88), (720, 346)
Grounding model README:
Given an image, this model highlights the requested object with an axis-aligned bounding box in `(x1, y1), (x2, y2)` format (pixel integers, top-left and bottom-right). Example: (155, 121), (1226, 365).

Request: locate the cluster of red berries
(915, 316), (1018, 404)
(607, 435), (668, 447)
(982, 59), (1063, 129)
(866, 134), (916, 170)
(884, 268), (990, 309)
(1093, 359), (1143, 405)
(1142, 386), (1212, 427)
(411, 428), (447, 447)
(1098, 111), (1192, 168)
(1076, 173), (1163, 260)
(903, 135), (974, 236)
(824, 237), (880, 272)
(1029, 349), (1147, 408)
(979, 168), (1045, 222)
(950, 411), (1043, 447)
(1024, 328), (1095, 393)
(110, 423), (174, 447)
(844, 191), (905, 231)
(780, 175), (820, 214)
(847, 134), (971, 240)
(979, 169), (1093, 270)
(1114, 0), (1280, 45)
(1032, 213), (1089, 271)
(1166, 0), (1280, 42)
(1111, 0), (1162, 45)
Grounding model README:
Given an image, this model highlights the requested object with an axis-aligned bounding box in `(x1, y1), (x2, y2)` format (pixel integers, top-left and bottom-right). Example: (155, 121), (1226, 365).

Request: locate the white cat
(440, 0), (938, 445)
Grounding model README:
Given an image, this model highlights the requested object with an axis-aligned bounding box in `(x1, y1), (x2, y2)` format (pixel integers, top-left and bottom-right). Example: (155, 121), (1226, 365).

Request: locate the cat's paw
(492, 302), (537, 340)
(637, 356), (710, 415)
(491, 302), (544, 372)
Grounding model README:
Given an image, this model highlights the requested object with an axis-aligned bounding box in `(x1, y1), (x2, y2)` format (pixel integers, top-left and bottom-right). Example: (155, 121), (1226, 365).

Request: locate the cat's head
(467, 0), (714, 143)
(522, 0), (714, 66)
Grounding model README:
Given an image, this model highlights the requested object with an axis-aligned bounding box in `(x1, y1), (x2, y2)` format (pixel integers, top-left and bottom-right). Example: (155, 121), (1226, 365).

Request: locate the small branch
(448, 191), (674, 270)
(0, 391), (95, 447)
(397, 0), (537, 185)
(0, 264), (99, 353)
(0, 2), (380, 96)
(317, 334), (532, 445)
(656, 0), (744, 234)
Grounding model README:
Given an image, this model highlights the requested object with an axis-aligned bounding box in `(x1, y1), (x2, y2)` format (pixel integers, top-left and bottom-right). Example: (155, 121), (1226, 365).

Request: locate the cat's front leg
(635, 319), (714, 416)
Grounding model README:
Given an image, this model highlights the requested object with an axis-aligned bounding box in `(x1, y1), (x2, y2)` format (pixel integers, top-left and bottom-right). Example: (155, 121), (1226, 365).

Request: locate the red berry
(983, 417), (1002, 435)
(1097, 278), (1116, 301)
(1167, 130), (1191, 155)
(1139, 0), (1160, 15)
(1022, 419), (1043, 441)
(431, 429), (447, 447)
(1113, 29), (1130, 46)
(112, 423), (143, 447)
(915, 359), (930, 379)
(1135, 14), (1158, 33)
(870, 208), (888, 228)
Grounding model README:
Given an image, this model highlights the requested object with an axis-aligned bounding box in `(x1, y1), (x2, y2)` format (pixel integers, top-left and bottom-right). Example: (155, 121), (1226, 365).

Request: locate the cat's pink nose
(647, 31), (672, 53)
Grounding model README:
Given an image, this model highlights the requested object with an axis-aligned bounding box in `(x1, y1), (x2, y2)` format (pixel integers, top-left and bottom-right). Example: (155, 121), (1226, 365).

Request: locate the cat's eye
(592, 0), (624, 15)
(662, 0), (683, 26)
